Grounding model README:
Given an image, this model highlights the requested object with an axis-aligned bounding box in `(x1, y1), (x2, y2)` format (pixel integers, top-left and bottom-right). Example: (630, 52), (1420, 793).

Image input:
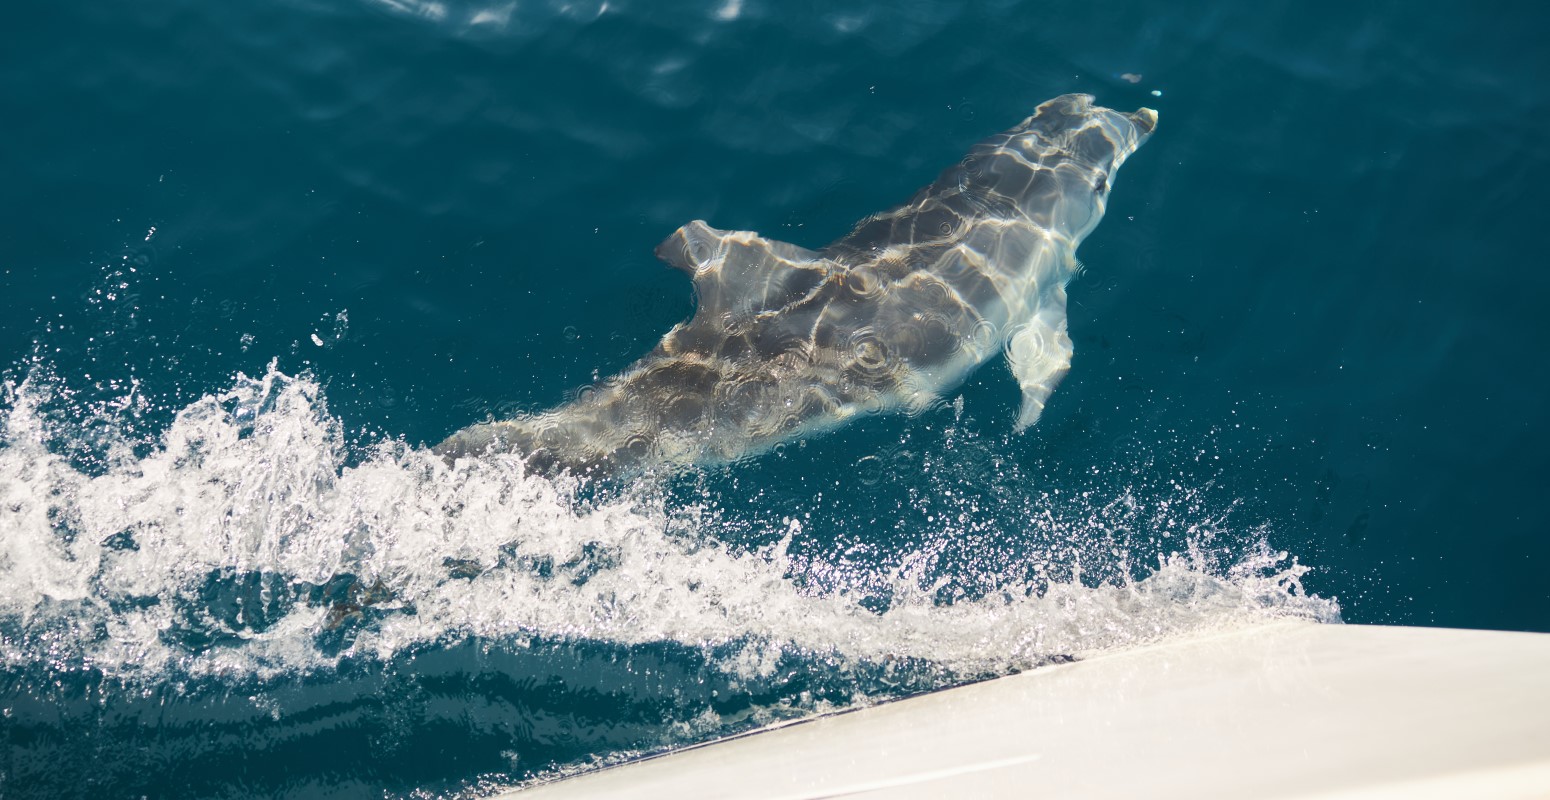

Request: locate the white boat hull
(504, 621), (1550, 799)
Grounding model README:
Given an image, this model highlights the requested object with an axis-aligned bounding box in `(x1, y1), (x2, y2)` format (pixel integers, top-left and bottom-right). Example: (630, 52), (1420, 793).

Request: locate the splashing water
(0, 363), (1336, 691)
(0, 362), (1339, 797)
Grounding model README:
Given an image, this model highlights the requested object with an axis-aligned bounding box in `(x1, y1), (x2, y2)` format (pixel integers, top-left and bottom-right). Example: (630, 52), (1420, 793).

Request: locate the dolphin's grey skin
(437, 94), (1156, 477)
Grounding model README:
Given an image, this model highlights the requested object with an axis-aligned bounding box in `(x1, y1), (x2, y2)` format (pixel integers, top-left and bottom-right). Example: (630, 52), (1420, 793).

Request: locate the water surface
(1, 1), (1545, 796)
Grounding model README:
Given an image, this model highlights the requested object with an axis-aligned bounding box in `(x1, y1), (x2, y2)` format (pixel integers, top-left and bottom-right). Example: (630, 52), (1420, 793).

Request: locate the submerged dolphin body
(437, 94), (1156, 477)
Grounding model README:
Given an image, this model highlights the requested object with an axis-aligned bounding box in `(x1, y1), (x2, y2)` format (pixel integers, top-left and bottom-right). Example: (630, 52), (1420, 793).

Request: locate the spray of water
(0, 363), (1336, 691)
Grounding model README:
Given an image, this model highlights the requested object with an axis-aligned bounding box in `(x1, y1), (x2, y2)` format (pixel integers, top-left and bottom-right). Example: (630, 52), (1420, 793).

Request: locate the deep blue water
(1, 1), (1546, 797)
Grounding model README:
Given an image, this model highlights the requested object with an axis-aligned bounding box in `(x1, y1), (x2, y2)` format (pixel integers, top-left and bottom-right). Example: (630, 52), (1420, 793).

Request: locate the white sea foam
(0, 365), (1337, 685)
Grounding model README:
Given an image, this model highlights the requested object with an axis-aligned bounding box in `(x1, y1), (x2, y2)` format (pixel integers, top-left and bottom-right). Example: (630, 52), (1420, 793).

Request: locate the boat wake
(0, 363), (1336, 689)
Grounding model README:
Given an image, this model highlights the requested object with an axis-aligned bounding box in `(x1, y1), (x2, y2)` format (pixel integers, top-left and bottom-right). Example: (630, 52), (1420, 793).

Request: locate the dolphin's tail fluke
(433, 392), (667, 479)
(434, 418), (611, 478)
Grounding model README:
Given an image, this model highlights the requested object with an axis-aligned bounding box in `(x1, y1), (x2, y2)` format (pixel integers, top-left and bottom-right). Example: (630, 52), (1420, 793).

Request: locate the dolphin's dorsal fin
(1006, 287), (1075, 430)
(655, 220), (835, 320)
(654, 220), (720, 276)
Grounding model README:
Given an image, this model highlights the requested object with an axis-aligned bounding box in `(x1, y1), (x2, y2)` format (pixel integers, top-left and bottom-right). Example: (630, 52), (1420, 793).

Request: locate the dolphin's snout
(1129, 107), (1158, 135)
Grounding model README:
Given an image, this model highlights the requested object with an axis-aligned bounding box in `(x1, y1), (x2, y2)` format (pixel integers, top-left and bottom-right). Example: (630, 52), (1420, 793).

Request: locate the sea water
(1, 0), (1544, 797)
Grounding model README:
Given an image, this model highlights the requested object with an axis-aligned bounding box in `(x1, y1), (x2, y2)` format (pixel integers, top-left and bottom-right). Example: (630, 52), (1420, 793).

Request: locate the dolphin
(436, 94), (1156, 477)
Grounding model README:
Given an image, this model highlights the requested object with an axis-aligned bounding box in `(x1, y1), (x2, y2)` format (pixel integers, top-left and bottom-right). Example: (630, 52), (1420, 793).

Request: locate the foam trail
(0, 365), (1337, 685)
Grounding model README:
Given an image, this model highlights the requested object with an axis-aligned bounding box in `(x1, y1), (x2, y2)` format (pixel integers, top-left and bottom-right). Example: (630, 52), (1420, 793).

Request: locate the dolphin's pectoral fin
(1006, 292), (1074, 431)
(655, 220), (837, 321)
